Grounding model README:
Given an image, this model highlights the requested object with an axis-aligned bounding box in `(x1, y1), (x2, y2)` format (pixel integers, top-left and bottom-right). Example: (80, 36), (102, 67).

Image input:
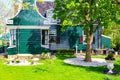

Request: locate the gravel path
(64, 55), (107, 67)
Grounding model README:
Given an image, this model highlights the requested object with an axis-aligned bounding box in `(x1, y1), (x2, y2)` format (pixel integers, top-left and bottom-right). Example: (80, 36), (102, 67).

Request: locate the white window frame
(10, 29), (16, 47)
(41, 29), (49, 48)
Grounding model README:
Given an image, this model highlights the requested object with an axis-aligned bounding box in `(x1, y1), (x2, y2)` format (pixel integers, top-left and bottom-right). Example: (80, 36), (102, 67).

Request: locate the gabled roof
(7, 0), (56, 26)
(8, 0), (44, 26)
(13, 9), (44, 26)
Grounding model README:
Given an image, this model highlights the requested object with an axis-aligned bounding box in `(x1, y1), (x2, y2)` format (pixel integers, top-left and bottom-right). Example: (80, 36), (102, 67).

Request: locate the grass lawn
(0, 54), (120, 80)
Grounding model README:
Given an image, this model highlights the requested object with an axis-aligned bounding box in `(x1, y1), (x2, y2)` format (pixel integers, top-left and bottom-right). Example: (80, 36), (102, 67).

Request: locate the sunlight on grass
(92, 55), (106, 59)
(0, 54), (120, 80)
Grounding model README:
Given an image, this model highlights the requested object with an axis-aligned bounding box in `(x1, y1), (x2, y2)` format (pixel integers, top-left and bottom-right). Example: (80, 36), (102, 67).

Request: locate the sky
(0, 0), (14, 19)
(0, 0), (54, 20)
(0, 0), (23, 20)
(0, 0), (12, 8)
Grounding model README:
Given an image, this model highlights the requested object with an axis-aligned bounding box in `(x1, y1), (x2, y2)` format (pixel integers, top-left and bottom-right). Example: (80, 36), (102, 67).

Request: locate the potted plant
(105, 53), (115, 73)
(15, 59), (20, 63)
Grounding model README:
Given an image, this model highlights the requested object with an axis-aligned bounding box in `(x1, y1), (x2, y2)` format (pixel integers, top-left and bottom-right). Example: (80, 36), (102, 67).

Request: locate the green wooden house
(6, 0), (111, 56)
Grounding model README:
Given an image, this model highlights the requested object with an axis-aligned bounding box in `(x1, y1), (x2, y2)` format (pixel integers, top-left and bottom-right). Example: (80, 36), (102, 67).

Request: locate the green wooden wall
(102, 35), (111, 48)
(7, 47), (17, 55)
(67, 27), (86, 50)
(13, 10), (44, 26)
(7, 0), (46, 55)
(16, 29), (48, 54)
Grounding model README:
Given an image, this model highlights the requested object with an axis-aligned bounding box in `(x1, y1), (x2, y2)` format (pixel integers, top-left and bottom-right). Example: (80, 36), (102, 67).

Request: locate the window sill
(41, 45), (49, 48)
(8, 45), (16, 49)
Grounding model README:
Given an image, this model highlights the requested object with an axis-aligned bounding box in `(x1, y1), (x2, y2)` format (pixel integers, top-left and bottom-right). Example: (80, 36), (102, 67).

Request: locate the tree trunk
(85, 33), (94, 62)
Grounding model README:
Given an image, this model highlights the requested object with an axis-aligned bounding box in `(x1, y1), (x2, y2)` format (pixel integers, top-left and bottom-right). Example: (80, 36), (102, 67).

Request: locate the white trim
(9, 29), (16, 46)
(83, 35), (86, 44)
(17, 54), (33, 56)
(41, 45), (49, 48)
(8, 45), (16, 49)
(102, 35), (111, 39)
(6, 26), (50, 29)
(44, 8), (60, 25)
(6, 19), (13, 24)
(41, 29), (49, 48)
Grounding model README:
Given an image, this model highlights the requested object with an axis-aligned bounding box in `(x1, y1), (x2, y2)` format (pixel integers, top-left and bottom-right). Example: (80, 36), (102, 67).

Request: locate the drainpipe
(98, 27), (102, 54)
(17, 27), (19, 54)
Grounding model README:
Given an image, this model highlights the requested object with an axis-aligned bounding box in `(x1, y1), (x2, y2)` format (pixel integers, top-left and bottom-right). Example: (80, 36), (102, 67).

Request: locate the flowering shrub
(40, 52), (51, 59)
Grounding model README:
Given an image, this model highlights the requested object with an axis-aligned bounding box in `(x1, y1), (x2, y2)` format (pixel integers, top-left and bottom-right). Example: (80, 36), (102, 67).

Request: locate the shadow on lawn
(114, 64), (120, 72)
(56, 54), (120, 75)
(62, 62), (107, 74)
(55, 54), (76, 60)
(56, 54), (105, 73)
(33, 67), (48, 73)
(64, 62), (120, 76)
(62, 60), (120, 75)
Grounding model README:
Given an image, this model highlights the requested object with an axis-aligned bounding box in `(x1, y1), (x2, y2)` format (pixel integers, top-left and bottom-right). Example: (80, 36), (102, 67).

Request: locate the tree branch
(115, 0), (120, 5)
(93, 20), (101, 33)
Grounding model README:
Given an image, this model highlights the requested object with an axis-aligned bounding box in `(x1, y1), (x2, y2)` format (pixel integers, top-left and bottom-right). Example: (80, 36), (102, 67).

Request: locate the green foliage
(103, 22), (120, 50)
(15, 59), (20, 63)
(0, 24), (3, 34)
(56, 53), (75, 60)
(105, 53), (115, 60)
(57, 54), (75, 60)
(40, 52), (51, 59)
(22, 0), (44, 10)
(53, 0), (118, 29)
(27, 59), (33, 62)
(56, 49), (75, 54)
(55, 49), (75, 59)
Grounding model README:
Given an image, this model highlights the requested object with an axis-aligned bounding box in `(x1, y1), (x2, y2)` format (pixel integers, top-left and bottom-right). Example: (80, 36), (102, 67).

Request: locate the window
(44, 9), (60, 24)
(10, 29), (16, 45)
(49, 36), (56, 43)
(42, 30), (48, 45)
(93, 37), (95, 44)
(83, 35), (86, 44)
(49, 29), (57, 44)
(79, 36), (83, 43)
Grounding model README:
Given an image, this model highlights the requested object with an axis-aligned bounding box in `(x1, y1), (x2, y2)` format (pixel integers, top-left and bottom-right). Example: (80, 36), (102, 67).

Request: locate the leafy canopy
(53, 0), (119, 31)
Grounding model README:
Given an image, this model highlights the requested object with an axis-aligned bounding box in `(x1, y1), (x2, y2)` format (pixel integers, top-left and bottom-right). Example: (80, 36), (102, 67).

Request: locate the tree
(103, 22), (120, 52)
(53, 0), (119, 62)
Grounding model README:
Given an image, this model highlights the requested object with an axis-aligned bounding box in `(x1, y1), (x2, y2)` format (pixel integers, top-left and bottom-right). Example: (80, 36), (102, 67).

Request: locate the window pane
(10, 29), (16, 45)
(42, 30), (48, 45)
(49, 36), (56, 43)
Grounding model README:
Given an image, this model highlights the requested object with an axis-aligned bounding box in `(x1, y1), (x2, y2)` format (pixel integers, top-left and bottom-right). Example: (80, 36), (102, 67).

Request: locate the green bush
(56, 49), (75, 54)
(40, 52), (51, 60)
(55, 49), (75, 60)
(105, 53), (115, 60)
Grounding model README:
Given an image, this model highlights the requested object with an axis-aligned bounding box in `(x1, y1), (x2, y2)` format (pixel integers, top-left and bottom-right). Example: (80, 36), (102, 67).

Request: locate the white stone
(64, 58), (107, 67)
